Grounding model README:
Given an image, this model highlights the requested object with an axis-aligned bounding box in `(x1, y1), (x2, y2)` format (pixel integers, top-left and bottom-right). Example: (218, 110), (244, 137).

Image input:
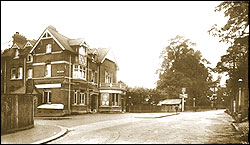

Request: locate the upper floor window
(105, 71), (113, 84)
(73, 65), (86, 79)
(11, 68), (16, 79)
(90, 70), (95, 83)
(79, 47), (86, 56)
(17, 67), (23, 79)
(46, 44), (52, 53)
(28, 69), (33, 79)
(14, 49), (19, 59)
(27, 54), (33, 62)
(45, 64), (51, 77)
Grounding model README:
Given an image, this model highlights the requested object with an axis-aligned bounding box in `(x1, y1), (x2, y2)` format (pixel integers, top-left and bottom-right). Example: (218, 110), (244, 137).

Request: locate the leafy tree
(209, 1), (249, 107)
(156, 35), (212, 106)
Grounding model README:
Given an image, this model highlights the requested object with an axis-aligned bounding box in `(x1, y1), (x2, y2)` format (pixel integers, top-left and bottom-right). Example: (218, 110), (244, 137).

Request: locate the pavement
(1, 112), (177, 144)
(232, 120), (249, 144)
(1, 123), (67, 144)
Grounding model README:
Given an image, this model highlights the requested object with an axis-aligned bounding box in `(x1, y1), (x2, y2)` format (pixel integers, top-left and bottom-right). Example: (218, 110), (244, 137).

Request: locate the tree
(156, 35), (212, 106)
(209, 1), (249, 110)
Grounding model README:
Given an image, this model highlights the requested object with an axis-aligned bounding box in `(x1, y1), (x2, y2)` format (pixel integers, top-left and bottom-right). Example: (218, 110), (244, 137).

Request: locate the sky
(1, 1), (230, 88)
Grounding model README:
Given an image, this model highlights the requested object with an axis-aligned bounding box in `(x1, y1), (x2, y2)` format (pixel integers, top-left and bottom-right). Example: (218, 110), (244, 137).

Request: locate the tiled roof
(158, 99), (182, 105)
(96, 48), (110, 63)
(47, 26), (75, 53)
(69, 38), (84, 46)
(28, 39), (36, 46)
(1, 48), (14, 57)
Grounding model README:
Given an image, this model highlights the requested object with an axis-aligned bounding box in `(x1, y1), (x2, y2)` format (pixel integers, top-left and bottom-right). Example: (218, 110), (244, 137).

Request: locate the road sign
(182, 88), (186, 94)
(179, 94), (188, 98)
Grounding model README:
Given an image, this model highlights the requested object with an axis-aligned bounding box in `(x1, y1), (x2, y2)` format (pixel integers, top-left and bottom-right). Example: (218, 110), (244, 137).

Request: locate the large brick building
(1, 26), (126, 116)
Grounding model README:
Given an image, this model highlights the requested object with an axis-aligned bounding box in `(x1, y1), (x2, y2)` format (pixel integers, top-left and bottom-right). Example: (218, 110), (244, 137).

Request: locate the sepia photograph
(1, 1), (249, 144)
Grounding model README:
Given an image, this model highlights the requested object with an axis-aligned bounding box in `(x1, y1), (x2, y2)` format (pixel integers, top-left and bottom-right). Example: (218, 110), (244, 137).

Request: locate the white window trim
(17, 67), (23, 79)
(73, 64), (86, 80)
(14, 49), (20, 59)
(80, 93), (86, 105)
(27, 54), (33, 62)
(10, 68), (16, 80)
(74, 91), (78, 105)
(28, 69), (33, 79)
(45, 64), (52, 78)
(43, 91), (51, 104)
(46, 44), (52, 54)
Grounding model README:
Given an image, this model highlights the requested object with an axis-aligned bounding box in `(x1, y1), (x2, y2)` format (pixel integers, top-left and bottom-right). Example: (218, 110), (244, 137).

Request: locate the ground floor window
(112, 93), (119, 106)
(101, 93), (109, 106)
(80, 93), (86, 105)
(74, 90), (78, 105)
(43, 91), (51, 103)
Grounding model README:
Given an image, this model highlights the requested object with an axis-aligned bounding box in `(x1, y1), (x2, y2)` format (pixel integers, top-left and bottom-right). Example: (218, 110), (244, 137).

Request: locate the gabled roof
(1, 48), (15, 57)
(69, 38), (85, 46)
(30, 26), (76, 53)
(157, 99), (182, 106)
(96, 48), (110, 63)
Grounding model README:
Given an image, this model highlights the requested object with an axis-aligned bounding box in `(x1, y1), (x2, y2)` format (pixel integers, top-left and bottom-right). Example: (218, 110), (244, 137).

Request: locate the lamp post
(193, 97), (196, 112)
(237, 78), (243, 122)
(128, 96), (131, 112)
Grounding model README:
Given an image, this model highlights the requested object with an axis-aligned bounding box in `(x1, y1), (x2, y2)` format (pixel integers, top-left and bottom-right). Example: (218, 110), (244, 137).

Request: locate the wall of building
(99, 59), (117, 83)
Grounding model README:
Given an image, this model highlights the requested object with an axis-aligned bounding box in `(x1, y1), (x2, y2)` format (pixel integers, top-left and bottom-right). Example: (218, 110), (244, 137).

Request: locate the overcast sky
(1, 1), (230, 88)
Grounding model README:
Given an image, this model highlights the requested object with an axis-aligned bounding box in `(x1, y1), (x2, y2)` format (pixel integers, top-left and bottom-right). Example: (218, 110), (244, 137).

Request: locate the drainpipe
(4, 59), (7, 94)
(68, 54), (71, 114)
(24, 57), (26, 93)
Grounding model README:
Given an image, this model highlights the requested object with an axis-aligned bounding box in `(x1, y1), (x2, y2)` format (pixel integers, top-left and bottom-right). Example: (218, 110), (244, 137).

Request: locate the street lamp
(193, 97), (196, 112)
(128, 96), (131, 112)
(237, 78), (243, 122)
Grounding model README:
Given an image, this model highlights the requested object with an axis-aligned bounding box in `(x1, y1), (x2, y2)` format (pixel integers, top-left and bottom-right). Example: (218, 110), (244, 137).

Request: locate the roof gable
(30, 26), (75, 53)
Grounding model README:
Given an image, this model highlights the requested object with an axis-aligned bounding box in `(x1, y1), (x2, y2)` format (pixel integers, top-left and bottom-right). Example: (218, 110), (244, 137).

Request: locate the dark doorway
(90, 94), (97, 112)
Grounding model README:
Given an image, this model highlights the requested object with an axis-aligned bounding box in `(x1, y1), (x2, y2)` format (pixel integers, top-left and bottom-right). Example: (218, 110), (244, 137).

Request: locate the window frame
(46, 44), (52, 53)
(17, 67), (23, 79)
(27, 54), (33, 62)
(14, 49), (19, 59)
(45, 63), (51, 77)
(10, 68), (16, 80)
(74, 90), (78, 105)
(80, 93), (86, 105)
(43, 91), (51, 104)
(28, 69), (33, 79)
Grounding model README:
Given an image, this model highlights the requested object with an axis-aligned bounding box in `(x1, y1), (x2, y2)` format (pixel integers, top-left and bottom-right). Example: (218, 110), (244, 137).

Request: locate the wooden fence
(1, 94), (34, 135)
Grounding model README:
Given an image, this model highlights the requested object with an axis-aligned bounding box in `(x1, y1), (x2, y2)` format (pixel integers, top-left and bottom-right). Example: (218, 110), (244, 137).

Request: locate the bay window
(73, 65), (86, 79)
(101, 93), (109, 106)
(80, 93), (86, 105)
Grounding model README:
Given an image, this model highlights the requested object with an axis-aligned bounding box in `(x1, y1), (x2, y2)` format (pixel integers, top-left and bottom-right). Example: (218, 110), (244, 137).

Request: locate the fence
(1, 94), (34, 135)
(128, 104), (215, 113)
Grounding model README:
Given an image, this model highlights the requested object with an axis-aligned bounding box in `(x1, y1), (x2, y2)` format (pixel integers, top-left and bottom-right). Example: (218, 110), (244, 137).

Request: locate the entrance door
(90, 94), (97, 111)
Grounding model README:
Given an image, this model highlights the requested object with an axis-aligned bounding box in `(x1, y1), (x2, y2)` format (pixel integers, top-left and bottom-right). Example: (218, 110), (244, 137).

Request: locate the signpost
(180, 88), (188, 112)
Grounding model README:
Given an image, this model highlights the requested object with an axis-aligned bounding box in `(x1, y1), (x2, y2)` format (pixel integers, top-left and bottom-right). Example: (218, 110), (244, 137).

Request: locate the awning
(37, 104), (64, 110)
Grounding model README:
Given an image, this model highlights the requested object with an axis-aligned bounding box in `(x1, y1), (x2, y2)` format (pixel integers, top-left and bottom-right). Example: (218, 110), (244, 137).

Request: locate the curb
(31, 125), (68, 144)
(231, 122), (239, 132)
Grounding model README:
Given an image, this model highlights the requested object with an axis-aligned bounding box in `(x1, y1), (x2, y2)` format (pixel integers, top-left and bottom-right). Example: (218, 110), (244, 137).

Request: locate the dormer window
(27, 54), (33, 62)
(46, 44), (52, 53)
(14, 49), (19, 59)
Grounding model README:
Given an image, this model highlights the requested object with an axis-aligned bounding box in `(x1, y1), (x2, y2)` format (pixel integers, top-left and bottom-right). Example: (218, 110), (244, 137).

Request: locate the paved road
(37, 109), (242, 144)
